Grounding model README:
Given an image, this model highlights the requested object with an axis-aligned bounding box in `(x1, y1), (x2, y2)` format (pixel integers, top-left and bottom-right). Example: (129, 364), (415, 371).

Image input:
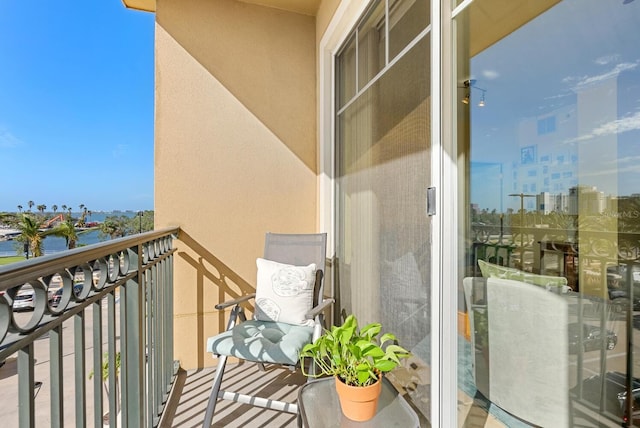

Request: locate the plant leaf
(358, 342), (384, 358)
(374, 359), (397, 372)
(361, 323), (381, 339)
(380, 332), (397, 344)
(384, 344), (410, 362)
(357, 370), (370, 385)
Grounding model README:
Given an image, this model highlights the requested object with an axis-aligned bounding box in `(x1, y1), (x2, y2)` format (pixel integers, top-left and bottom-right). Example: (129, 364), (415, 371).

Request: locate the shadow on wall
(155, 0), (317, 172)
(177, 230), (255, 368)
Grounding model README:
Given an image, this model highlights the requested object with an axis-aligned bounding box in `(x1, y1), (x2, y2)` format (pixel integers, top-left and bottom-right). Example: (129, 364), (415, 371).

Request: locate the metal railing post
(92, 300), (103, 427)
(74, 311), (86, 427)
(18, 343), (35, 428)
(50, 325), (64, 428)
(123, 245), (145, 427)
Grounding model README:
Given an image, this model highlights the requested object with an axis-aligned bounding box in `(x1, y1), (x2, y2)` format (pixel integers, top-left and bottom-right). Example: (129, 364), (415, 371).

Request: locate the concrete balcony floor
(164, 362), (305, 428)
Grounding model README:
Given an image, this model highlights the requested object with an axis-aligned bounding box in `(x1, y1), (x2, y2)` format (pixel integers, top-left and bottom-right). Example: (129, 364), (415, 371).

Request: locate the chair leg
(302, 356), (316, 379)
(203, 355), (228, 428)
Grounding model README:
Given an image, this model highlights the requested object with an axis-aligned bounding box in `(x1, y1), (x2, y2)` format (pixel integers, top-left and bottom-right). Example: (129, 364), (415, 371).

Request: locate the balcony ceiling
(122, 0), (155, 13)
(122, 0), (321, 16)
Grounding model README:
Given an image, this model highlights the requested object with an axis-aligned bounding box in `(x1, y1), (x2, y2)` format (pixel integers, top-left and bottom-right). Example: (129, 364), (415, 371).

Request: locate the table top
(298, 376), (420, 427)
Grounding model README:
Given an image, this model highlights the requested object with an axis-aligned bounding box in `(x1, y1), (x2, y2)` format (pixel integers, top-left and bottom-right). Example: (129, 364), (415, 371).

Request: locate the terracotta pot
(334, 375), (383, 421)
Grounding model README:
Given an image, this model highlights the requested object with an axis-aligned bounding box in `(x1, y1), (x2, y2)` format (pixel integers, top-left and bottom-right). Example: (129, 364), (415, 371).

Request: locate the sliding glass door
(334, 0), (431, 422)
(455, 1), (640, 426)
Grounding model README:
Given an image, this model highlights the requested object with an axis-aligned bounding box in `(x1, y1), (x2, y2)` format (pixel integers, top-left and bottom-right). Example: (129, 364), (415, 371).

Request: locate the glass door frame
(434, 0), (470, 423)
(318, 0), (461, 426)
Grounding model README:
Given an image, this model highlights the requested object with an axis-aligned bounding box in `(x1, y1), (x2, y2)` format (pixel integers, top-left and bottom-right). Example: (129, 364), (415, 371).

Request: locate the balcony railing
(471, 224), (640, 276)
(470, 224), (640, 424)
(0, 227), (179, 427)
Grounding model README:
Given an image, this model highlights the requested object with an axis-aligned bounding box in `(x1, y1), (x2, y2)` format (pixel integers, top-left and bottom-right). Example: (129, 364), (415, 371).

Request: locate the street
(0, 300), (120, 426)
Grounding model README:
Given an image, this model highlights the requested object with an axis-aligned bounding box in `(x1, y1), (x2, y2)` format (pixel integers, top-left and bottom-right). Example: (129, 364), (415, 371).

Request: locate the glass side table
(298, 377), (420, 427)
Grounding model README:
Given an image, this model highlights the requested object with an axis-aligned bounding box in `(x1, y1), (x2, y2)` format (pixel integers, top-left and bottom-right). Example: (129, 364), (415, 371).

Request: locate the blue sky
(469, 0), (640, 212)
(0, 1), (154, 212)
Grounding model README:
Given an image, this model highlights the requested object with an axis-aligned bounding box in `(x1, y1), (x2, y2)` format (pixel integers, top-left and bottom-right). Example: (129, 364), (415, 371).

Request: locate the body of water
(0, 211), (137, 257)
(0, 230), (105, 257)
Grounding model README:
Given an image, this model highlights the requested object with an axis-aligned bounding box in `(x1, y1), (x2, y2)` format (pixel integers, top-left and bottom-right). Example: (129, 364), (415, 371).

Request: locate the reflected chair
(203, 233), (332, 427)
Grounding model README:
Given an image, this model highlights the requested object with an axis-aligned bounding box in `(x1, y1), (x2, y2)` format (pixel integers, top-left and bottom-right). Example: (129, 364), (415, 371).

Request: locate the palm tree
(61, 205), (67, 214)
(37, 204), (46, 215)
(77, 206), (87, 228)
(53, 218), (79, 250)
(17, 205), (22, 213)
(99, 216), (129, 239)
(28, 201), (34, 212)
(15, 214), (58, 257)
(52, 205), (58, 214)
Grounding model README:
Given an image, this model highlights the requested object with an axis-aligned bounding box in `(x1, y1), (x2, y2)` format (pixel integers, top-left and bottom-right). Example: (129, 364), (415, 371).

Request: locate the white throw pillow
(255, 258), (316, 327)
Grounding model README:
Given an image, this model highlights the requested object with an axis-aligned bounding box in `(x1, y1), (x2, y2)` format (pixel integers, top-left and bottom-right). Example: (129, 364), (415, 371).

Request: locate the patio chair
(203, 232), (332, 427)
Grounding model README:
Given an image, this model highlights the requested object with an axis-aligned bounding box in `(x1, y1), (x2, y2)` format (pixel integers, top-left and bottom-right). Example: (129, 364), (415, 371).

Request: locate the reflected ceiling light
(459, 79), (487, 107)
(478, 91), (486, 107)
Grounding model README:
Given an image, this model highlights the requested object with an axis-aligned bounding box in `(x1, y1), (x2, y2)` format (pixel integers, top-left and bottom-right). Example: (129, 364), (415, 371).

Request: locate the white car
(13, 286), (35, 311)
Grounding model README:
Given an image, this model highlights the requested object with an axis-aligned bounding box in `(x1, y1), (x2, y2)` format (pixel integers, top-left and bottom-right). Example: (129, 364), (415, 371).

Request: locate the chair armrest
(215, 293), (256, 310)
(305, 298), (334, 319)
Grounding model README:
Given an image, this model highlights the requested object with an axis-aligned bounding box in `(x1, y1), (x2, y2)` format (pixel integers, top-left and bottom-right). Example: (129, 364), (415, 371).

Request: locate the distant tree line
(98, 211), (154, 240)
(472, 196), (640, 233)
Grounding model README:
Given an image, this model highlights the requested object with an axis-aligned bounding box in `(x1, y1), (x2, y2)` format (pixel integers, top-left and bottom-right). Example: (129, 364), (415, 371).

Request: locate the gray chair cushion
(206, 320), (314, 366)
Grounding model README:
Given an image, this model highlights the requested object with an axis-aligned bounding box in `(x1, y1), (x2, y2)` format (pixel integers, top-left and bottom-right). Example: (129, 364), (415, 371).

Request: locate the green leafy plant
(89, 351), (122, 422)
(88, 351), (121, 381)
(300, 314), (410, 387)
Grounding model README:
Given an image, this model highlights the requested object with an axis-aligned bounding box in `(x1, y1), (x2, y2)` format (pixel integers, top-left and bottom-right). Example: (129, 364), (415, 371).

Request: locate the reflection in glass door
(455, 0), (640, 426)
(334, 0), (431, 422)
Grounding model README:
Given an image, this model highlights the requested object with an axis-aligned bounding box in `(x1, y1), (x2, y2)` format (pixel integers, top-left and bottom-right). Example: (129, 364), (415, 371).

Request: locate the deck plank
(164, 362), (305, 428)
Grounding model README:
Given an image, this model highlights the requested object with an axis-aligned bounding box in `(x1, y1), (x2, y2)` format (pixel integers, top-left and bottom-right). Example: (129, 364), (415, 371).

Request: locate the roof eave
(122, 0), (156, 13)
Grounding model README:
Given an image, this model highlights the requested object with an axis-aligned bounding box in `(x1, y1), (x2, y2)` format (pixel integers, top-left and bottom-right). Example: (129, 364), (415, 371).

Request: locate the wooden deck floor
(161, 362), (306, 428)
(159, 358), (618, 428)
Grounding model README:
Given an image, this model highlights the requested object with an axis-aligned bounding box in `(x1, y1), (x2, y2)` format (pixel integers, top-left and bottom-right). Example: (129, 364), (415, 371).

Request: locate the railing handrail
(0, 226), (180, 291)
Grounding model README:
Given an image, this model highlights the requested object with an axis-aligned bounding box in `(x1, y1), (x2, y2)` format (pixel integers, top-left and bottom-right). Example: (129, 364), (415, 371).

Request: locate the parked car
(50, 288), (64, 307)
(12, 286), (35, 311)
(568, 322), (617, 354)
(572, 371), (640, 426)
(608, 289), (640, 312)
(607, 264), (640, 287)
(619, 386), (640, 427)
(607, 265), (640, 311)
(50, 285), (84, 308)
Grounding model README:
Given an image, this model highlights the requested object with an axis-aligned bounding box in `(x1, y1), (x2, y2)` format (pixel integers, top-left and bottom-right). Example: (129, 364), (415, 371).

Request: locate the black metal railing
(0, 227), (179, 427)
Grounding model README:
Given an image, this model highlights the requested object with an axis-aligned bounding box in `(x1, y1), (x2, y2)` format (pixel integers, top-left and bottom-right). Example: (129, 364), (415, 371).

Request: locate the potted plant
(89, 351), (121, 427)
(299, 314), (410, 421)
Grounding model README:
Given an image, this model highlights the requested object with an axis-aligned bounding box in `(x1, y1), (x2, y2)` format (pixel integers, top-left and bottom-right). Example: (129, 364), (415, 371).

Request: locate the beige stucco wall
(154, 0), (319, 369)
